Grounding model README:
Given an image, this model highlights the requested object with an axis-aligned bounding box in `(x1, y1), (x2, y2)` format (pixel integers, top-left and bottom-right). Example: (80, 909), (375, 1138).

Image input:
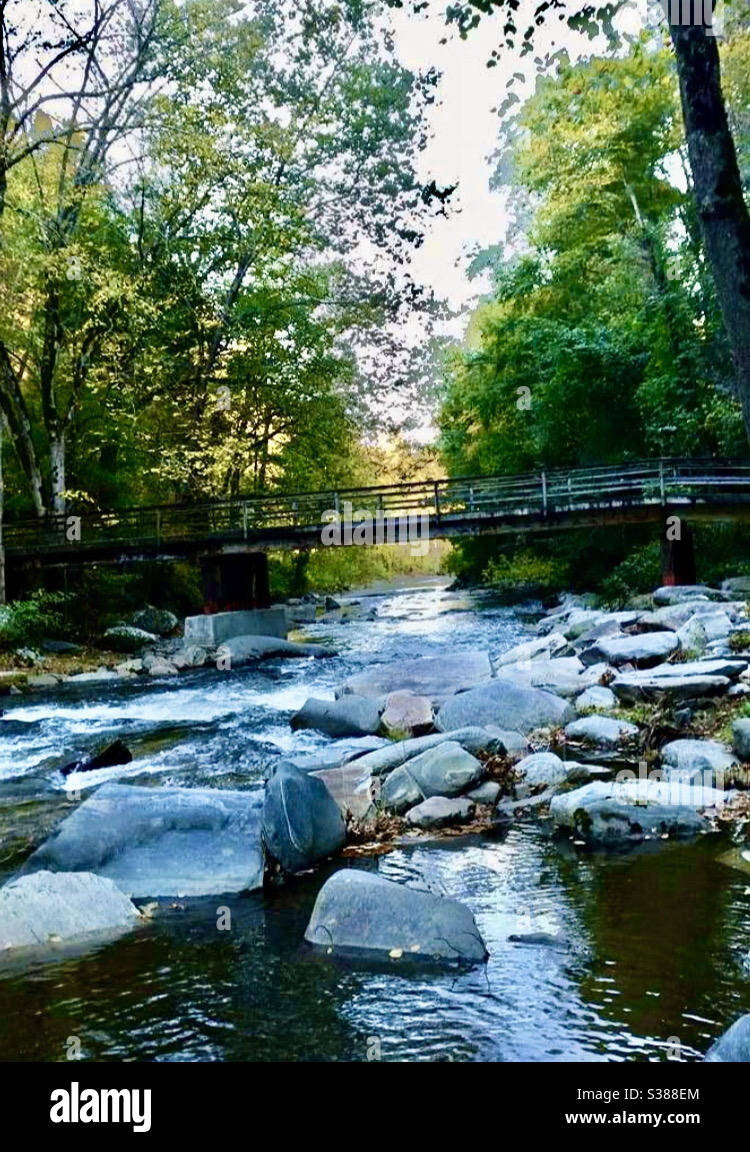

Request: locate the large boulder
(262, 763), (346, 874)
(130, 606), (179, 636)
(0, 871), (141, 953)
(290, 695), (382, 738)
(337, 651), (493, 707)
(705, 1014), (750, 1061)
(437, 680), (574, 734)
(581, 631), (678, 668)
(21, 783), (265, 897)
(549, 779), (729, 844)
(217, 635), (333, 666)
(405, 796), (475, 829)
(381, 742), (485, 813)
(380, 690), (434, 738)
(347, 726), (507, 778)
(661, 738), (736, 785)
(494, 656), (599, 699)
(564, 715), (639, 748)
(102, 625), (158, 653)
(304, 869), (487, 964)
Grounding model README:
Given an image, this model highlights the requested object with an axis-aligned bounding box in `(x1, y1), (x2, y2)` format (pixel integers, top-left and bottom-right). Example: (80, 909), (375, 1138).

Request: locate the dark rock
(60, 738), (132, 778)
(130, 606), (179, 636)
(290, 695), (382, 738)
(262, 762), (346, 874)
(40, 639), (81, 654)
(304, 869), (488, 964)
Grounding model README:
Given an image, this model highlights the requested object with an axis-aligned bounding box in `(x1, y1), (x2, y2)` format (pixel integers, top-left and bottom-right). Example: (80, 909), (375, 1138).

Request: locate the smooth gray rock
(337, 651), (493, 707)
(276, 737), (388, 774)
(311, 762), (375, 821)
(611, 671), (731, 703)
(550, 779), (729, 844)
(496, 632), (567, 665)
(576, 685), (617, 711)
(466, 780), (501, 805)
(494, 656), (594, 698)
(661, 739), (736, 785)
(652, 585), (723, 605)
(0, 871), (141, 953)
(405, 795), (475, 829)
(262, 763), (346, 874)
(290, 695), (382, 738)
(304, 869), (487, 964)
(482, 727), (532, 760)
(437, 680), (574, 734)
(130, 606), (179, 636)
(515, 752), (570, 796)
(704, 1014), (750, 1062)
(171, 644), (207, 670)
(676, 617), (708, 656)
(721, 576), (750, 596)
(217, 634), (333, 666)
(562, 610), (606, 640)
(582, 631), (678, 668)
(380, 691), (434, 737)
(350, 726), (506, 778)
(21, 783), (265, 898)
(381, 742), (485, 813)
(103, 625), (158, 653)
(565, 715), (639, 747)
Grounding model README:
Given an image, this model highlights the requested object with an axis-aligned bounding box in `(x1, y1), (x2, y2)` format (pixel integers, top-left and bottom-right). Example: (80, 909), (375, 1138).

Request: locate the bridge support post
(200, 551), (271, 613)
(660, 518), (696, 587)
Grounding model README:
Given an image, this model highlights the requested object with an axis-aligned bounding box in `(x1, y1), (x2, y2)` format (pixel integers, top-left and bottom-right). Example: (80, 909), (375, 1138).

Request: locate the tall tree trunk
(669, 18), (750, 437)
(50, 431), (66, 517)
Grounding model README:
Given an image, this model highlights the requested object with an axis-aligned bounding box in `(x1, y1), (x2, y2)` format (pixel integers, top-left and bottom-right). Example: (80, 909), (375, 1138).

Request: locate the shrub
(0, 591), (75, 650)
(598, 541), (662, 608)
(482, 550), (568, 597)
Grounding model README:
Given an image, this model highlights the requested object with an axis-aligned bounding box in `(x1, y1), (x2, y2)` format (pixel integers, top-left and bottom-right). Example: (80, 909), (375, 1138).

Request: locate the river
(1, 579), (749, 1062)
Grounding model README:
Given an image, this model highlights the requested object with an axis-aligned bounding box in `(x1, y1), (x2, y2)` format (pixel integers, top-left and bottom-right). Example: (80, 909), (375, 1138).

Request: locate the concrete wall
(184, 608), (287, 645)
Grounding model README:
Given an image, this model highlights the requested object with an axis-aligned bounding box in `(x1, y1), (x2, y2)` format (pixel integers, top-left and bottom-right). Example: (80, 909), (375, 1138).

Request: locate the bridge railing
(6, 457), (750, 555)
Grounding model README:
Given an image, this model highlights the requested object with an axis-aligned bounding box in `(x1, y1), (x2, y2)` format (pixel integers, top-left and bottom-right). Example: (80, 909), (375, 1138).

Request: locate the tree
(391, 0), (750, 441)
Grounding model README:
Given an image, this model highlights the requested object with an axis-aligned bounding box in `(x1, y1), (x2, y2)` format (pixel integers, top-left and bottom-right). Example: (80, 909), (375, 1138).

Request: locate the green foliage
(0, 592), (74, 650)
(482, 550), (568, 597)
(598, 542), (662, 608)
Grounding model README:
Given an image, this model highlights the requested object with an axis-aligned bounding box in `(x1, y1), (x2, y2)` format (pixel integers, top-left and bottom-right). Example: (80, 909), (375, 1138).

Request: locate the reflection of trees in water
(545, 834), (750, 1058)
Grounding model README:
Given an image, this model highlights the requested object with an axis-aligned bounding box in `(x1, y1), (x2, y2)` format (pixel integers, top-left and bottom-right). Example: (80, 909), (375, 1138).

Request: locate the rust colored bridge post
(660, 518), (696, 586)
(200, 551), (271, 613)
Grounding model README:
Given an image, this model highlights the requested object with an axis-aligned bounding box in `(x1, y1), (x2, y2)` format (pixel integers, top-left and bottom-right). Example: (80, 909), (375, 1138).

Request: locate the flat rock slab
(405, 795), (475, 829)
(437, 680), (575, 735)
(337, 652), (493, 707)
(611, 672), (731, 703)
(262, 763), (346, 873)
(276, 736), (388, 774)
(582, 631), (678, 668)
(496, 633), (567, 665)
(652, 585), (724, 606)
(21, 783), (265, 898)
(0, 871), (141, 953)
(380, 691), (434, 737)
(304, 869), (488, 964)
(565, 715), (639, 748)
(550, 779), (730, 844)
(290, 695), (382, 738)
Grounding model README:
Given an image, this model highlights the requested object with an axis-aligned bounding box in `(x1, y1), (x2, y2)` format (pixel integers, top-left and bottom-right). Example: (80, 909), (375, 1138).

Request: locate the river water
(1, 579), (749, 1062)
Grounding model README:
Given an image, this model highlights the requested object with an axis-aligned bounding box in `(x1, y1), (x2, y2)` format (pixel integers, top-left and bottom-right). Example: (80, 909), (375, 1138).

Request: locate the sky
(386, 0), (654, 317)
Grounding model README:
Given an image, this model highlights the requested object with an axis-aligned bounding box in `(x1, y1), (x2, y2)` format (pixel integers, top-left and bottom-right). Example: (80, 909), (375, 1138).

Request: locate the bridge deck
(5, 458), (750, 566)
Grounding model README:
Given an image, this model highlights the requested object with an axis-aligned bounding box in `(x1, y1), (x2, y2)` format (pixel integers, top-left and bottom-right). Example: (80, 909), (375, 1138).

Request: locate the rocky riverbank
(2, 577), (750, 1059)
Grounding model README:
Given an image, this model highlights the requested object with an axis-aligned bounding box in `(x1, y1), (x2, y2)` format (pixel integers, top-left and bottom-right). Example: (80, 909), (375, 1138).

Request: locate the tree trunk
(668, 19), (750, 437)
(50, 432), (66, 517)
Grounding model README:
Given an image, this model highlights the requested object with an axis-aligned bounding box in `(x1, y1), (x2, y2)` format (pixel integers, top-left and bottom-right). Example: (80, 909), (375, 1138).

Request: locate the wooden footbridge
(5, 458), (750, 570)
